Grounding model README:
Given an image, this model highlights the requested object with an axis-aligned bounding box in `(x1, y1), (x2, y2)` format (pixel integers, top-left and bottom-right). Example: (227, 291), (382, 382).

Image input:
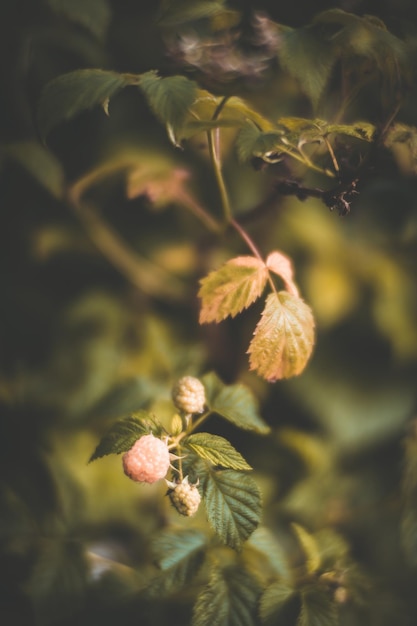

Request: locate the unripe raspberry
(168, 477), (201, 516)
(122, 434), (170, 484)
(172, 376), (206, 414)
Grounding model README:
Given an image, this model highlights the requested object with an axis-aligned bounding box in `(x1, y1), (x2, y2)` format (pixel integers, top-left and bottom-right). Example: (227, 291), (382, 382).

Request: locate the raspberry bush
(1, 1), (417, 626)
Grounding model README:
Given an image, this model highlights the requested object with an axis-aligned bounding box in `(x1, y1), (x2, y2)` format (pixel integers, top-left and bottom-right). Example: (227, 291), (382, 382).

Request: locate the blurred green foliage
(1, 0), (417, 624)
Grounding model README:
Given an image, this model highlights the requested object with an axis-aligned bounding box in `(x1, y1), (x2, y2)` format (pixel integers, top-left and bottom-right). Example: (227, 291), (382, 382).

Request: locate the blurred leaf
(38, 69), (140, 137)
(146, 528), (208, 597)
(203, 468), (261, 550)
(46, 0), (112, 40)
(246, 527), (290, 579)
(299, 585), (338, 626)
(157, 0), (227, 27)
(276, 23), (337, 108)
(260, 582), (297, 626)
(314, 9), (408, 92)
(1, 142), (65, 199)
(248, 292), (315, 382)
(139, 71), (198, 145)
(86, 376), (158, 422)
(292, 523), (321, 574)
(266, 251), (299, 297)
(183, 433), (252, 470)
(89, 412), (159, 462)
(28, 539), (88, 626)
(202, 372), (270, 434)
(401, 422), (417, 566)
(192, 564), (260, 626)
(198, 256), (268, 323)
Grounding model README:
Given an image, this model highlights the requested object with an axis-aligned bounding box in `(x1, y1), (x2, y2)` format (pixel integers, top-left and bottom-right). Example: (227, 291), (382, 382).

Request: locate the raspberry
(122, 434), (170, 484)
(168, 477), (201, 516)
(172, 376), (206, 414)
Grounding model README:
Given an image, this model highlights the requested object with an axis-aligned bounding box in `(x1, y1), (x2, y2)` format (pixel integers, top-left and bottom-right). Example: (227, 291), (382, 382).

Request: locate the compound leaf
(192, 565), (260, 626)
(199, 256), (268, 323)
(38, 69), (139, 137)
(184, 433), (252, 470)
(203, 468), (261, 550)
(248, 292), (315, 381)
(89, 412), (157, 462)
(202, 372), (270, 434)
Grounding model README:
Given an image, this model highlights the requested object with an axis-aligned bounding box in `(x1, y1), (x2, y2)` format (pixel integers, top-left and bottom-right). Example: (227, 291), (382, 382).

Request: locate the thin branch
(67, 191), (186, 300)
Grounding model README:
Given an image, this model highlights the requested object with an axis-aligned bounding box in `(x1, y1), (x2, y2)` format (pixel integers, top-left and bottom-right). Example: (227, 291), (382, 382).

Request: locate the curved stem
(207, 129), (233, 224)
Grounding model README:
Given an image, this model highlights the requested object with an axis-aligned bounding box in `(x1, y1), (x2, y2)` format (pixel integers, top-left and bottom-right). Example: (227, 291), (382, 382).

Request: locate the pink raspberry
(122, 434), (170, 484)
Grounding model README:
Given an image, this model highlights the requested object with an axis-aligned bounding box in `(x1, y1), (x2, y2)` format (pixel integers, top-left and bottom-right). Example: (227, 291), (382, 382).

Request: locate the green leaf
(38, 69), (139, 137)
(1, 142), (65, 199)
(28, 539), (88, 626)
(298, 586), (338, 626)
(202, 372), (270, 434)
(199, 256), (268, 323)
(46, 0), (111, 40)
(260, 582), (297, 626)
(324, 122), (375, 142)
(246, 528), (290, 579)
(157, 0), (227, 27)
(248, 292), (315, 381)
(192, 564), (261, 626)
(89, 412), (157, 462)
(146, 528), (208, 597)
(276, 23), (337, 108)
(138, 71), (198, 145)
(184, 433), (252, 470)
(203, 468), (262, 550)
(236, 123), (285, 163)
(292, 523), (321, 574)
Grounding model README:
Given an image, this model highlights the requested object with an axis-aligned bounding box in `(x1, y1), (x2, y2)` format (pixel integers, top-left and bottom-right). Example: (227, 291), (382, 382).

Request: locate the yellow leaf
(199, 256), (268, 323)
(248, 292), (315, 381)
(291, 523), (321, 574)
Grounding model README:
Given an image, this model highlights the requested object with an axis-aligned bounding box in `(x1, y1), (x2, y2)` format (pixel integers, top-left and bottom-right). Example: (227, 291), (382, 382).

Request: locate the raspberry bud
(168, 477), (201, 516)
(122, 434), (170, 484)
(172, 376), (206, 414)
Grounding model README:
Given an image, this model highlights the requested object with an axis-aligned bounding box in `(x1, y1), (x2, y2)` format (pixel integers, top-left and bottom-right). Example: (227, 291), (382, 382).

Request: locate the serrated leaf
(248, 292), (315, 381)
(146, 528), (208, 597)
(260, 582), (297, 626)
(89, 412), (156, 462)
(202, 372), (270, 434)
(138, 71), (198, 146)
(1, 142), (65, 199)
(184, 433), (252, 470)
(46, 0), (111, 41)
(38, 69), (139, 137)
(266, 251), (299, 297)
(298, 586), (337, 626)
(192, 565), (260, 626)
(199, 256), (268, 323)
(292, 524), (321, 574)
(204, 469), (261, 550)
(325, 122), (375, 141)
(236, 123), (285, 163)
